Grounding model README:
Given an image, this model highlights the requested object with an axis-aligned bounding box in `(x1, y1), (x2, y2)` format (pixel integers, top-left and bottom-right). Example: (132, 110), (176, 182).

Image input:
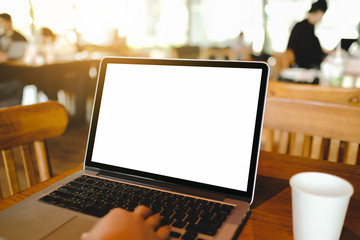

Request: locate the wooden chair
(0, 101), (68, 198)
(199, 47), (236, 60)
(267, 81), (360, 104)
(262, 97), (360, 165)
(269, 49), (295, 77)
(171, 45), (200, 59)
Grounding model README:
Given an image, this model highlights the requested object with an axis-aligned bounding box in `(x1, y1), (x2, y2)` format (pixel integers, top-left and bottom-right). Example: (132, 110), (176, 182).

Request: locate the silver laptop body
(0, 57), (269, 240)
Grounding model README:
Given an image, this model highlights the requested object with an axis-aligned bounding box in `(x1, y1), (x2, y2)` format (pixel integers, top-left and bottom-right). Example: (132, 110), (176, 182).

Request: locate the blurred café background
(2, 0), (360, 96)
(3, 1), (359, 51)
(2, 0), (360, 59)
(1, 0), (360, 196)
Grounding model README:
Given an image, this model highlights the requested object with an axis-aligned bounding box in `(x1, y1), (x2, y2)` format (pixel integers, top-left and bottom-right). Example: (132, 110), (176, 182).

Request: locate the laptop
(0, 57), (269, 240)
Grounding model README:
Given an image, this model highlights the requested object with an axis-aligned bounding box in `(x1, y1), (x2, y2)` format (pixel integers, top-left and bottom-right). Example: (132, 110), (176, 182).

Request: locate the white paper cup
(290, 172), (354, 240)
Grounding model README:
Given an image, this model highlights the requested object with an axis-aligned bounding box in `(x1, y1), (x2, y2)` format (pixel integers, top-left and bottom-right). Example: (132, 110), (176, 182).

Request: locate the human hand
(81, 205), (170, 240)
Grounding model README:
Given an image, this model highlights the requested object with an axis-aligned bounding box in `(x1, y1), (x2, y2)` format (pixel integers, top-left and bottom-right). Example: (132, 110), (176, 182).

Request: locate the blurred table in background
(0, 59), (100, 125)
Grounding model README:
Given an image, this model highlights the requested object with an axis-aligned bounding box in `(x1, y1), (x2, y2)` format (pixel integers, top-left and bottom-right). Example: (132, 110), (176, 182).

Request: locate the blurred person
(287, 0), (328, 69)
(231, 32), (252, 60)
(35, 27), (77, 62)
(81, 206), (170, 240)
(0, 13), (26, 107)
(40, 27), (56, 44)
(0, 13), (27, 63)
(36, 27), (57, 62)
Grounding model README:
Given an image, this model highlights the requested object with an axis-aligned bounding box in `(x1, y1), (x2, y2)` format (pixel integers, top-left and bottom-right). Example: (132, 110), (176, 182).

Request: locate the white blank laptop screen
(91, 63), (262, 192)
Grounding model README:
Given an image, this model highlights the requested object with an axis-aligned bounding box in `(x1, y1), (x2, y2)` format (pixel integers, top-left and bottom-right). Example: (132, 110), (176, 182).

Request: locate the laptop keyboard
(39, 175), (234, 239)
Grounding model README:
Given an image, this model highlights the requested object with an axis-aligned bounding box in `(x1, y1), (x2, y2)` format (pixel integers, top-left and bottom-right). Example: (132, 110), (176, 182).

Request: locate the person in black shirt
(0, 13), (27, 62)
(287, 0), (328, 69)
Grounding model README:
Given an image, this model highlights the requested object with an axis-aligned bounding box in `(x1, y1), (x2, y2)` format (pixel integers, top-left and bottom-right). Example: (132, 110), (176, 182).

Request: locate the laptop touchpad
(42, 216), (97, 240)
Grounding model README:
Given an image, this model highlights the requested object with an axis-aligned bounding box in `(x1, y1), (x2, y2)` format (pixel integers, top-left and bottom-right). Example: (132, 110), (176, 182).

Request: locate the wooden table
(1, 151), (359, 239)
(0, 59), (100, 124)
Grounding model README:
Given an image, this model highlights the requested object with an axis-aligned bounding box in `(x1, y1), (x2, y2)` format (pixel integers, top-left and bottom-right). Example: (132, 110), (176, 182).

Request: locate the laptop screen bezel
(84, 57), (269, 202)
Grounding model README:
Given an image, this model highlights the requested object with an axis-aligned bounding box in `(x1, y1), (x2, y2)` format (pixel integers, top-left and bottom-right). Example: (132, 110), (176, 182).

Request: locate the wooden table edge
(0, 164), (83, 211)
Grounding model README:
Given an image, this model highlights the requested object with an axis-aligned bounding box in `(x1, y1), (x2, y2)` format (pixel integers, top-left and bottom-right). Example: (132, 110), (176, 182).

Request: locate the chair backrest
(199, 47), (236, 60)
(262, 97), (360, 165)
(267, 81), (360, 104)
(171, 45), (200, 59)
(0, 101), (68, 198)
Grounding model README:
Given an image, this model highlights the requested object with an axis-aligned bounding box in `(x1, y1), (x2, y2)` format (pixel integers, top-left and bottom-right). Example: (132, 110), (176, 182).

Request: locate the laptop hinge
(98, 170), (226, 201)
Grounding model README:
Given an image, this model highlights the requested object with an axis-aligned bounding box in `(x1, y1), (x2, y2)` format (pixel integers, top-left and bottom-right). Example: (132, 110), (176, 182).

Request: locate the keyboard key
(67, 203), (84, 212)
(81, 206), (108, 218)
(39, 195), (54, 203)
(182, 231), (198, 240)
(48, 197), (63, 205)
(184, 215), (199, 225)
(186, 223), (218, 236)
(220, 204), (234, 213)
(198, 218), (223, 229)
(50, 190), (72, 200)
(67, 181), (82, 188)
(170, 231), (182, 238)
(160, 217), (173, 226)
(173, 220), (187, 228)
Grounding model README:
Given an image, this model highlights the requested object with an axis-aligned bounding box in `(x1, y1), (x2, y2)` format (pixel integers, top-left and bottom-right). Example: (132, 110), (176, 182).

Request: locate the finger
(133, 205), (153, 219)
(80, 232), (88, 240)
(107, 207), (126, 217)
(145, 213), (162, 229)
(156, 225), (171, 240)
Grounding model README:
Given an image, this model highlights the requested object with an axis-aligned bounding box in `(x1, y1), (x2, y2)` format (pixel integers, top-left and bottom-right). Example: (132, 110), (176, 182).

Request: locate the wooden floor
(0, 123), (89, 198)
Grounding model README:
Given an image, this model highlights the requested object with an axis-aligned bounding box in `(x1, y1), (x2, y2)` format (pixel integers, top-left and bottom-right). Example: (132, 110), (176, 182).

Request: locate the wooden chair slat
(344, 142), (359, 165)
(302, 135), (311, 158)
(272, 129), (281, 152)
(289, 133), (296, 155)
(328, 139), (341, 162)
(34, 140), (51, 182)
(262, 128), (273, 152)
(20, 144), (37, 187)
(291, 133), (305, 156)
(310, 136), (323, 159)
(2, 149), (20, 195)
(278, 131), (289, 154)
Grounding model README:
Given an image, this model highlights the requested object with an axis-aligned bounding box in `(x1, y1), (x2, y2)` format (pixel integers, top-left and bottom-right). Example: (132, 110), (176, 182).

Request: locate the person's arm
(81, 206), (170, 240)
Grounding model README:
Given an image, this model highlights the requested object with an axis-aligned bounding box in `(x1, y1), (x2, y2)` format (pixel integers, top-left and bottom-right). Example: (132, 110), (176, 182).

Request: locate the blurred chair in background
(171, 45), (200, 59)
(199, 47), (236, 60)
(268, 49), (295, 78)
(0, 101), (68, 199)
(0, 80), (23, 108)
